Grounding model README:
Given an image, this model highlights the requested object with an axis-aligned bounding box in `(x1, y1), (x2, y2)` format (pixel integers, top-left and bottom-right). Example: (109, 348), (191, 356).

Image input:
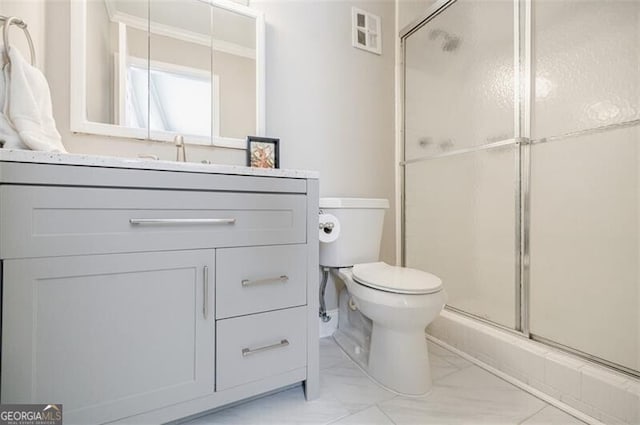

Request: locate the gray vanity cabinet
(0, 160), (320, 425)
(2, 250), (216, 425)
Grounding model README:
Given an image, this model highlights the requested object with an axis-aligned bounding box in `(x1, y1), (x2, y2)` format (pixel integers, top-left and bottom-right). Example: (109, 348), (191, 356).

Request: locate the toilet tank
(319, 198), (389, 268)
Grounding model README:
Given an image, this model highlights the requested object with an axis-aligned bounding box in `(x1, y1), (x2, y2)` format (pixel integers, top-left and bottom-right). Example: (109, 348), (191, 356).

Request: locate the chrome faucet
(175, 135), (187, 162)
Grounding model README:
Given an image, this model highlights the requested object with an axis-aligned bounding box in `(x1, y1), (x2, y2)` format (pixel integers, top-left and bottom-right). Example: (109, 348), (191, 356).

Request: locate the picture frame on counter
(247, 136), (280, 169)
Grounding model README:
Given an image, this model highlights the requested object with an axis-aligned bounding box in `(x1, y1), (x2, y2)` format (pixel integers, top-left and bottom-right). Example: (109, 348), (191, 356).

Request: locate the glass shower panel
(532, 0), (640, 139)
(404, 0), (514, 162)
(404, 146), (517, 328)
(529, 126), (640, 372)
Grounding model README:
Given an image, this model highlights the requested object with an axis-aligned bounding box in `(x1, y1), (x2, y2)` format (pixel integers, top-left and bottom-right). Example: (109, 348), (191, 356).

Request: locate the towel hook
(0, 15), (36, 68)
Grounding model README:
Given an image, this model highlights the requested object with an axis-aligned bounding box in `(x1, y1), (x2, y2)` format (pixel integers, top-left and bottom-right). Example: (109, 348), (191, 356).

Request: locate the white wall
(397, 0), (434, 31)
(251, 0), (396, 309)
(0, 0), (46, 70)
(252, 0), (396, 257)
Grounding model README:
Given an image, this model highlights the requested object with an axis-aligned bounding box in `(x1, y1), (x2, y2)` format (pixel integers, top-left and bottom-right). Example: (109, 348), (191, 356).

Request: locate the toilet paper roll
(318, 213), (340, 243)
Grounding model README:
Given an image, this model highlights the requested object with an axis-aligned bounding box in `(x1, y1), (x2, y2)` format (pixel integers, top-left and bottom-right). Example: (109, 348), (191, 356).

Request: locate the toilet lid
(352, 262), (443, 295)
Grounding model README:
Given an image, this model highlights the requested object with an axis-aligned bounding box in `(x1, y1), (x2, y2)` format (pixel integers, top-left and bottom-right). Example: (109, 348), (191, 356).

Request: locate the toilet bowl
(338, 262), (446, 395)
(319, 198), (446, 396)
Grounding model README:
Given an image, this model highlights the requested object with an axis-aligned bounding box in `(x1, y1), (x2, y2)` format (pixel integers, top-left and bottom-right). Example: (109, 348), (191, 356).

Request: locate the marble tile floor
(182, 337), (587, 425)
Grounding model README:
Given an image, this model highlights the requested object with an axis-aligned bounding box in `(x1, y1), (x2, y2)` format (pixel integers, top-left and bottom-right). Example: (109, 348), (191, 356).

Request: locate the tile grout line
(323, 405), (370, 425)
(431, 351), (465, 370)
(431, 366), (465, 383)
(433, 353), (475, 372)
(327, 403), (400, 425)
(516, 404), (549, 425)
(376, 401), (400, 425)
(426, 335), (603, 425)
(427, 338), (474, 370)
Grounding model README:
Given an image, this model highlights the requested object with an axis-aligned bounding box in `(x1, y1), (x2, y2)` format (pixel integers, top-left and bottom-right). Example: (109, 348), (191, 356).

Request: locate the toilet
(319, 197), (446, 396)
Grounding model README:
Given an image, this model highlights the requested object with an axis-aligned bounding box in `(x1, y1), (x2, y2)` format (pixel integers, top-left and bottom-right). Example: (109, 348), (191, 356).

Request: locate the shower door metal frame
(400, 0), (640, 378)
(517, 0), (532, 337)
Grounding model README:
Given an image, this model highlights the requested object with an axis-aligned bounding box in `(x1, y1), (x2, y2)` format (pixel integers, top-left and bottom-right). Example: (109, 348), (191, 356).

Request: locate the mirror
(70, 0), (264, 148)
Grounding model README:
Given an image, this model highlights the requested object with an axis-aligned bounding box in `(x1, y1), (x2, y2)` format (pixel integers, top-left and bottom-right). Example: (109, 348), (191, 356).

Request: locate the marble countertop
(0, 149), (319, 179)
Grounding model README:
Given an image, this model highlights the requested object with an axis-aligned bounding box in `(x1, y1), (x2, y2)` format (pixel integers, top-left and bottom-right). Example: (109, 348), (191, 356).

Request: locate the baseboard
(427, 310), (639, 425)
(427, 335), (603, 425)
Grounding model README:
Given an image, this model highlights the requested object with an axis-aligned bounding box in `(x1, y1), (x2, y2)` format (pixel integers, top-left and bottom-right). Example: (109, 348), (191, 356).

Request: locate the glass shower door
(403, 0), (640, 375)
(528, 0), (640, 373)
(403, 0), (519, 329)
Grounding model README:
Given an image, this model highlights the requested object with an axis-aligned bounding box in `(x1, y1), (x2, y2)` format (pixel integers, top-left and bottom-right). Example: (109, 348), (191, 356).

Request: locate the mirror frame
(70, 0), (265, 149)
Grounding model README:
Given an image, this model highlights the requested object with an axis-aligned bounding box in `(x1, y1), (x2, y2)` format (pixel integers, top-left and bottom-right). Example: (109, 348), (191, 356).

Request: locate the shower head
(428, 29), (461, 52)
(442, 35), (460, 52)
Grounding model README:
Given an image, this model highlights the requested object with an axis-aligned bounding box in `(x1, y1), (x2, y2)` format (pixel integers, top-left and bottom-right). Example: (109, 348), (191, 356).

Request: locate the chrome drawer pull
(242, 339), (290, 357)
(203, 266), (210, 319)
(241, 275), (289, 287)
(130, 218), (236, 225)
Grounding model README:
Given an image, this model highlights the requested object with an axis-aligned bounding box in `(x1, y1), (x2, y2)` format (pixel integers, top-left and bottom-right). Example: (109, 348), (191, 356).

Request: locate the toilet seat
(352, 262), (442, 295)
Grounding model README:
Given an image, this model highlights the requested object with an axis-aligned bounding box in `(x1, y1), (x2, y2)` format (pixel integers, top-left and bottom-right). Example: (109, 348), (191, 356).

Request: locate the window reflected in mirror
(80, 0), (259, 145)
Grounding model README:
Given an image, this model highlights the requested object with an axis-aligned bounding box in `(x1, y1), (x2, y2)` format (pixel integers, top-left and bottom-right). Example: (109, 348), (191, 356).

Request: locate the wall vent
(351, 7), (381, 55)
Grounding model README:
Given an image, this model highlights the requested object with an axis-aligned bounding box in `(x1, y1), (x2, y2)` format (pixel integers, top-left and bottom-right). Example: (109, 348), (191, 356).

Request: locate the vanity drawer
(0, 185), (307, 258)
(216, 245), (307, 319)
(216, 306), (307, 391)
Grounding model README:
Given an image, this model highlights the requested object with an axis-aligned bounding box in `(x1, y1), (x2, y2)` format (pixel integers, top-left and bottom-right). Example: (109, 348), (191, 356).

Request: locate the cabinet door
(1, 250), (215, 424)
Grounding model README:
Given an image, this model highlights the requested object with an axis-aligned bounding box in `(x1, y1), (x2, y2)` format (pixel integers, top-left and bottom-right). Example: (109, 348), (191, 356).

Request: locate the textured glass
(404, 0), (514, 161)
(405, 146), (517, 329)
(529, 126), (640, 372)
(533, 0), (640, 139)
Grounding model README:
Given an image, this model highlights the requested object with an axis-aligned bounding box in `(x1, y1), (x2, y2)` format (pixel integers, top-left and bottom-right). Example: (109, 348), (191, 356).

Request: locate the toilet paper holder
(319, 222), (334, 232)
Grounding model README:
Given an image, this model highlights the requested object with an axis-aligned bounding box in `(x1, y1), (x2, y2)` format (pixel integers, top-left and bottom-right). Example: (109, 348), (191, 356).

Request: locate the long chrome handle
(241, 275), (289, 287)
(203, 266), (209, 319)
(130, 218), (236, 225)
(242, 339), (289, 357)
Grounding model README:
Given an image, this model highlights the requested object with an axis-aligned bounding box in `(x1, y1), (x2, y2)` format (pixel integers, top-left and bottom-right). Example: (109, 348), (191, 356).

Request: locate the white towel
(0, 47), (66, 152)
(0, 57), (24, 149)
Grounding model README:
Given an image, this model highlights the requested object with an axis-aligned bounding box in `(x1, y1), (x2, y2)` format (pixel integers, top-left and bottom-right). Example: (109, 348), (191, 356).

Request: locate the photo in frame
(247, 136), (280, 169)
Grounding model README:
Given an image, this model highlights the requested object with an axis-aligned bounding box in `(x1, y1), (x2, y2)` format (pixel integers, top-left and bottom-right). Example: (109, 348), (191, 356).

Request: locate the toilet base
(333, 271), (445, 397)
(332, 327), (433, 397)
(368, 324), (432, 395)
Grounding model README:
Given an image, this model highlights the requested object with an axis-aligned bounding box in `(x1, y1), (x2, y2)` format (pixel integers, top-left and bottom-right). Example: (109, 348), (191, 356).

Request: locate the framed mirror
(70, 0), (265, 149)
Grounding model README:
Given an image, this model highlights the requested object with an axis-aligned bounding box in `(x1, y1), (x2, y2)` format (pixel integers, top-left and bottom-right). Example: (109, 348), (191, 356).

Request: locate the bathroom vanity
(0, 151), (319, 424)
